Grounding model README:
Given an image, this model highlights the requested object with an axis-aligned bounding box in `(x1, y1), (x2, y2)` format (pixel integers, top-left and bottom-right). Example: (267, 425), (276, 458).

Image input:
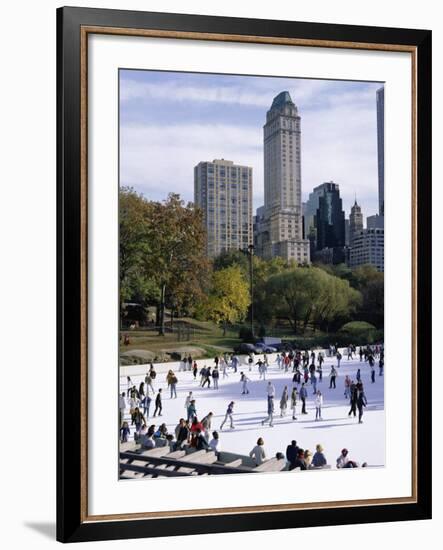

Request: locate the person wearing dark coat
(286, 440), (300, 470)
(153, 389), (163, 416)
(357, 391), (367, 423)
(348, 384), (357, 417)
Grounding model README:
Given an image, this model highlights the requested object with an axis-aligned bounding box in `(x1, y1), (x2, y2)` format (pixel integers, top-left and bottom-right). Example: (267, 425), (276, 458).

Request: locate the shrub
(239, 326), (254, 342)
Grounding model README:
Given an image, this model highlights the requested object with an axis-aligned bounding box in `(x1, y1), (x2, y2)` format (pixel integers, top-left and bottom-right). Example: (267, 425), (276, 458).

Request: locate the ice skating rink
(120, 351), (385, 468)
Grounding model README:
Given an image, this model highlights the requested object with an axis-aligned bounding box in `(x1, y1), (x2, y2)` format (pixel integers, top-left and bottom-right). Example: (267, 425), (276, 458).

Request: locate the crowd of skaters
(119, 343), (383, 471)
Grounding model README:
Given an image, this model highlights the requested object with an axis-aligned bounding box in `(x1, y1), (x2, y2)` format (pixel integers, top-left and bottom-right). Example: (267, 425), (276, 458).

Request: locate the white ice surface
(119, 351), (384, 468)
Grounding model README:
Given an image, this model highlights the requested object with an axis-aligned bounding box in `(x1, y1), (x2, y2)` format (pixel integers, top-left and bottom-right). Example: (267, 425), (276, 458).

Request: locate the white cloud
(120, 84), (380, 218)
(120, 77), (343, 109)
(120, 123), (264, 205)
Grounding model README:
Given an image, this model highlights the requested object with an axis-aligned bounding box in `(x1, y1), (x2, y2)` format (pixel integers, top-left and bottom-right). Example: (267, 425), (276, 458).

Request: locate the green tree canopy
(203, 266), (250, 335)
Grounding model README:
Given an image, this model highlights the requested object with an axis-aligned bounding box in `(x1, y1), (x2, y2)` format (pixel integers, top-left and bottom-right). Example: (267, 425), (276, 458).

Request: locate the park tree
(263, 266), (361, 334)
(119, 189), (210, 333)
(352, 265), (384, 328)
(119, 187), (156, 323)
(142, 193), (210, 334)
(204, 266), (250, 335)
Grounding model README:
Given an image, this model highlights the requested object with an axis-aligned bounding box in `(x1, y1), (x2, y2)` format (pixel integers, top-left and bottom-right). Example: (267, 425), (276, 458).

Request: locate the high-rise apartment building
(377, 87), (385, 217)
(349, 228), (384, 272)
(255, 91), (310, 263)
(194, 159), (253, 257)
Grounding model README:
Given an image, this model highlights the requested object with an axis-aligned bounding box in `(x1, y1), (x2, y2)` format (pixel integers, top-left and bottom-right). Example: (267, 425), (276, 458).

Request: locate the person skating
(212, 366), (220, 388)
(347, 345), (353, 360)
(315, 390), (323, 420)
(290, 386), (298, 420)
(119, 392), (126, 428)
(356, 368), (361, 382)
(192, 361), (198, 380)
(132, 407), (146, 434)
(344, 375), (351, 399)
(317, 363), (323, 383)
(336, 350), (342, 368)
(348, 382), (357, 417)
(292, 367), (301, 385)
(187, 399), (197, 423)
(300, 382), (308, 414)
(329, 366), (338, 389)
(140, 393), (151, 418)
(249, 437), (267, 466)
(202, 366), (212, 388)
(371, 364), (375, 383)
(199, 365), (207, 387)
(261, 394), (275, 427)
(144, 372), (155, 395)
(357, 388), (367, 423)
(184, 391), (193, 411)
(311, 371), (318, 394)
(120, 421), (130, 443)
(240, 371), (250, 394)
(167, 370), (178, 398)
(248, 353), (254, 371)
(379, 358), (384, 376)
(256, 359), (266, 380)
(201, 412), (214, 439)
(153, 389), (163, 417)
(220, 401), (235, 430)
(280, 386), (289, 417)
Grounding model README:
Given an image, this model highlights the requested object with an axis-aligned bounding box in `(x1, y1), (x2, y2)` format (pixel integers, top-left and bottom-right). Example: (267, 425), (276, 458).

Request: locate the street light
(239, 244), (255, 339)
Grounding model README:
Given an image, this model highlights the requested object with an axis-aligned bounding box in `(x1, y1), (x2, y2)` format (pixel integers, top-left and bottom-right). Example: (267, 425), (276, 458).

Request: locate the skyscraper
(194, 159), (253, 257)
(377, 87), (384, 217)
(255, 91), (310, 263)
(314, 182), (346, 264)
(349, 199), (364, 245)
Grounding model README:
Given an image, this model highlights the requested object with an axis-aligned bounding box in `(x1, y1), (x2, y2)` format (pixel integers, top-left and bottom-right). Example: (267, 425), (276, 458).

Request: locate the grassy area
(119, 315), (382, 365)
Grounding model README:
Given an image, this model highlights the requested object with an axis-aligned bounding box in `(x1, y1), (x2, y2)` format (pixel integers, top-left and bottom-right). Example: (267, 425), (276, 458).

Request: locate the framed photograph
(57, 6), (432, 543)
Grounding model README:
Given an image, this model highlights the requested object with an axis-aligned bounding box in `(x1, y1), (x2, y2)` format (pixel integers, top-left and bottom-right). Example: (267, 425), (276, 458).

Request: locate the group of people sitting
(249, 438), (366, 471)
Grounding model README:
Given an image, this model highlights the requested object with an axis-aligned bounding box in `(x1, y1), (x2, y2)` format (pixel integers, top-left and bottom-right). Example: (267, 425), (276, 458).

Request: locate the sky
(119, 69), (383, 220)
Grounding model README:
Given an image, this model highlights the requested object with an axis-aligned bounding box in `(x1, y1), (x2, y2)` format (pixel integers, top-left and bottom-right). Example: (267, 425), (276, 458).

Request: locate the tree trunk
(158, 283), (166, 336)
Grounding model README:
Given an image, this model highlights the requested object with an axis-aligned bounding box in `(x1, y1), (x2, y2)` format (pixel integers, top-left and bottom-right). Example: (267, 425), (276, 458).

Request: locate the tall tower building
(314, 182), (346, 264)
(255, 91), (310, 263)
(349, 199), (364, 245)
(376, 87), (385, 216)
(194, 159), (253, 258)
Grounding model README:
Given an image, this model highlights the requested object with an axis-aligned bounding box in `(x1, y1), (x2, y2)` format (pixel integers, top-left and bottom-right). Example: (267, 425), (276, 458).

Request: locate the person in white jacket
(249, 438), (267, 466)
(119, 392), (126, 427)
(315, 390), (323, 420)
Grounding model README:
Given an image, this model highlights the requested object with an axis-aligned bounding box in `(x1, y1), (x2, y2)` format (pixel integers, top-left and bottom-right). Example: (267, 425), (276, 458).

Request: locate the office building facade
(349, 200), (364, 245)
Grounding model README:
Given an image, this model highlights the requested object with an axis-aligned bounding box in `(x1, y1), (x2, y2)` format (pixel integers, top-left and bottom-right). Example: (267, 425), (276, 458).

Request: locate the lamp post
(247, 244), (254, 339)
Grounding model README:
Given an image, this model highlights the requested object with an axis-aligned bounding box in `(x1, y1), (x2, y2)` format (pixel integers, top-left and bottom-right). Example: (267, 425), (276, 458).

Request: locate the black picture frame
(57, 6), (432, 543)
